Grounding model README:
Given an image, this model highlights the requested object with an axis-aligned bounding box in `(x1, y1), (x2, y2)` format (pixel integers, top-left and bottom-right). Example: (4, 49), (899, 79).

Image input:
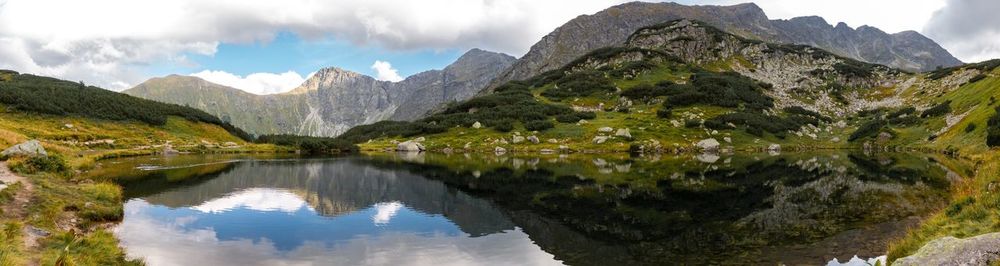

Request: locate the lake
(98, 151), (967, 265)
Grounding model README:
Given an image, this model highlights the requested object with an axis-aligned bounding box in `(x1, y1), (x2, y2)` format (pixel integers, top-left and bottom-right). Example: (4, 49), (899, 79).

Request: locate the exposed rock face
(125, 49), (515, 137)
(894, 233), (1000, 266)
(487, 2), (959, 92)
(1, 140), (46, 157)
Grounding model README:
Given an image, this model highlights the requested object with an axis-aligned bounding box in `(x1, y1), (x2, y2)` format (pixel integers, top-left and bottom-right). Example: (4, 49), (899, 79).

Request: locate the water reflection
(108, 152), (966, 265)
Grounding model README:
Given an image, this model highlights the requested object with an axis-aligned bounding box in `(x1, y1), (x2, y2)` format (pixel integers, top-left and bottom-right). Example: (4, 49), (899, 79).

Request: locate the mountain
(341, 18), (998, 158)
(125, 49), (516, 137)
(487, 2), (960, 92)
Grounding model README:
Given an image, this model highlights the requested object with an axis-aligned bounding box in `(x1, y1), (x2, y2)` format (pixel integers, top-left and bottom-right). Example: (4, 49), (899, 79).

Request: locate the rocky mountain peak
(486, 2), (961, 92)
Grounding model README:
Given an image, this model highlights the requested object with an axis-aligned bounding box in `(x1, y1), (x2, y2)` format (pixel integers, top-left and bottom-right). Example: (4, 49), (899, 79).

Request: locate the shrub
(849, 119), (884, 141)
(541, 71), (616, 101)
(783, 106), (832, 122)
(920, 101), (952, 118)
(966, 123), (977, 133)
(704, 111), (813, 136)
(256, 134), (358, 154)
(493, 119), (515, 132)
(524, 120), (554, 131)
(555, 111), (597, 123)
(987, 107), (1000, 147)
(8, 155), (68, 174)
(656, 108), (672, 118)
(968, 74), (987, 84)
(660, 71), (774, 111)
(684, 120), (701, 128)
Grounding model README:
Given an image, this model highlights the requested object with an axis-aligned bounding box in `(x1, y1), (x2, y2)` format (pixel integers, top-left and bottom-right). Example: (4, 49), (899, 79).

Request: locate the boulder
(464, 142), (472, 149)
(767, 144), (781, 152)
(413, 137), (426, 142)
(527, 136), (540, 144)
(877, 132), (893, 143)
(547, 138), (559, 144)
(592, 136), (609, 144)
(614, 128), (632, 139)
(723, 137), (732, 143)
(1, 140), (47, 157)
(894, 233), (1000, 266)
(696, 138), (720, 152)
(598, 127), (614, 133)
(472, 121), (482, 129)
(558, 145), (570, 152)
(396, 141), (425, 152)
(162, 144), (179, 155)
(494, 146), (507, 154)
(511, 136), (525, 144)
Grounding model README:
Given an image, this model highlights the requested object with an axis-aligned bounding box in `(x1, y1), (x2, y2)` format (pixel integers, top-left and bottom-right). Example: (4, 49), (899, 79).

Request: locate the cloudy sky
(0, 0), (995, 94)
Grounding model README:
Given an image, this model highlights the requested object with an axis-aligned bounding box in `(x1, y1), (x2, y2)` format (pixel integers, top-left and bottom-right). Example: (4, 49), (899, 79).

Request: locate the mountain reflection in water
(107, 152), (966, 265)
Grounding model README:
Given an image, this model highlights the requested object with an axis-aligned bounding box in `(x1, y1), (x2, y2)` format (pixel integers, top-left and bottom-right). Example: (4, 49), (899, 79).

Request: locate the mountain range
(126, 2), (963, 137)
(125, 49), (515, 136)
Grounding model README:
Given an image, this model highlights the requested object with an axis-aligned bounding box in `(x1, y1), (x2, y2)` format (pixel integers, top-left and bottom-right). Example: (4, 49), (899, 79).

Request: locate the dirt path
(0, 162), (40, 265)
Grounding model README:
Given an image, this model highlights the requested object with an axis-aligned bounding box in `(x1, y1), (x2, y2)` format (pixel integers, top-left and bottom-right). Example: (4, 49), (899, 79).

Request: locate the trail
(0, 162), (39, 265)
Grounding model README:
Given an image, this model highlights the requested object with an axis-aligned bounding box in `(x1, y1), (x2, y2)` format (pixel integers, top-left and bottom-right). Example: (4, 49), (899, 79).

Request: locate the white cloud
(191, 188), (310, 213)
(116, 200), (563, 266)
(0, 0), (632, 90)
(370, 60), (404, 82)
(371, 201), (404, 225)
(923, 0), (1000, 63)
(190, 70), (306, 95)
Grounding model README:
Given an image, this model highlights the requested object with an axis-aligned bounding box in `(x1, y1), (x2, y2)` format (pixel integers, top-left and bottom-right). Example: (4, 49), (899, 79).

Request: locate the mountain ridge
(486, 1), (961, 93)
(125, 48), (516, 137)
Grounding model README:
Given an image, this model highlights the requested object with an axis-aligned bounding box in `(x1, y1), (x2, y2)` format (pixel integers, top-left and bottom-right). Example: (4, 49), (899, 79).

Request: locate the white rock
(494, 146), (507, 154)
(592, 136), (609, 144)
(527, 136), (540, 144)
(472, 121), (482, 129)
(723, 137), (732, 143)
(512, 136), (525, 144)
(1, 140), (47, 157)
(598, 127), (614, 133)
(614, 128), (632, 139)
(396, 141), (425, 152)
(695, 138), (720, 152)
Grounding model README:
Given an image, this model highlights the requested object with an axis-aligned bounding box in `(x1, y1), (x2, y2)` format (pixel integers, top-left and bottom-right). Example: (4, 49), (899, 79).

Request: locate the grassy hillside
(0, 70), (291, 265)
(0, 70), (252, 140)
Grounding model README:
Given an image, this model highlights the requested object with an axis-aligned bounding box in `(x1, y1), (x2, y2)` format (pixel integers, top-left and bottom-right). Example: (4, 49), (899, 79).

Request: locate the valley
(0, 1), (998, 265)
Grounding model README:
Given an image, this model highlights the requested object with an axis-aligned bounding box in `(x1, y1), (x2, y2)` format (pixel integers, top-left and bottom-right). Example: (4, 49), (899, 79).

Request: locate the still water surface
(98, 152), (967, 265)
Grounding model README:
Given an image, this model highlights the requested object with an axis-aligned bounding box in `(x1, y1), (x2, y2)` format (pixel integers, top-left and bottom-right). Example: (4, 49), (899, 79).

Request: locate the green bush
(555, 111), (597, 123)
(656, 108), (672, 118)
(256, 135), (358, 154)
(524, 120), (554, 131)
(966, 123), (977, 133)
(703, 111), (816, 136)
(661, 71), (773, 111)
(849, 119), (884, 141)
(493, 119), (515, 132)
(541, 71), (616, 101)
(987, 107), (1000, 147)
(921, 101), (952, 118)
(9, 155), (68, 174)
